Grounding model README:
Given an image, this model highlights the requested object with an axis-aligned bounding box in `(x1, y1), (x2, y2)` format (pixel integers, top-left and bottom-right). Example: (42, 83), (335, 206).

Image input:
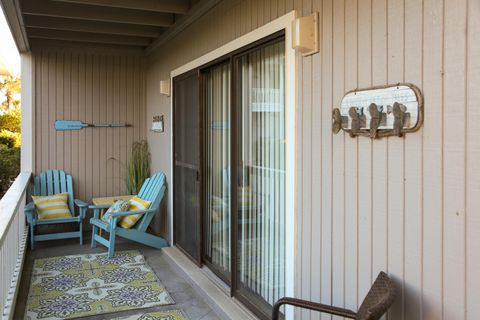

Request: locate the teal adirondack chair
(24, 170), (89, 249)
(89, 172), (168, 258)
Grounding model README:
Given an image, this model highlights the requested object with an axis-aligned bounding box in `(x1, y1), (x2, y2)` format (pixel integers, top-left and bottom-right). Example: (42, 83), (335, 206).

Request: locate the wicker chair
(272, 271), (396, 320)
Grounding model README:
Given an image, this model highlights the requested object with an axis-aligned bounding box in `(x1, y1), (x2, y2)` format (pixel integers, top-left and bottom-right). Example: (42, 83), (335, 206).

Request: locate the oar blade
(54, 120), (86, 130)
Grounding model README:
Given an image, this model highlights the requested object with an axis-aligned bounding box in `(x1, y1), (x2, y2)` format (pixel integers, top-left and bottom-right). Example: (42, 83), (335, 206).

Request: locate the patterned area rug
(25, 250), (174, 320)
(114, 309), (189, 320)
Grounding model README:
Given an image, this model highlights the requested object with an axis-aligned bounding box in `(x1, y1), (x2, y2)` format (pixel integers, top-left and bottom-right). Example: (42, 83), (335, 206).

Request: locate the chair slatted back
(135, 172), (166, 231)
(33, 169), (75, 214)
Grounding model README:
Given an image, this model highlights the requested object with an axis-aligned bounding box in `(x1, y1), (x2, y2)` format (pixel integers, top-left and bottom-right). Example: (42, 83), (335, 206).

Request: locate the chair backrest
(33, 169), (75, 214)
(134, 172), (166, 231)
(356, 271), (397, 320)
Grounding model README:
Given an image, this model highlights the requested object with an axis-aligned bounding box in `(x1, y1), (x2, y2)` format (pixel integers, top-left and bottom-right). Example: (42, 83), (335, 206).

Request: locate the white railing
(0, 172), (30, 320)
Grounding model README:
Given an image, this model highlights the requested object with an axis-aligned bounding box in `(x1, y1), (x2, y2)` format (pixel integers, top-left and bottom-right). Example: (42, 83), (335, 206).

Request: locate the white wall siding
(144, 0), (480, 319)
(422, 0), (443, 318)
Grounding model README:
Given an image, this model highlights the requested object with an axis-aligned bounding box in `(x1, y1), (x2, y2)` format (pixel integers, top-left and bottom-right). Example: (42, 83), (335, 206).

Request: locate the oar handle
(91, 123), (131, 127)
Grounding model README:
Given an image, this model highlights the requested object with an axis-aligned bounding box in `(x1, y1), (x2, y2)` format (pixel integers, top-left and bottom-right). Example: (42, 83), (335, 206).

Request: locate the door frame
(170, 11), (298, 320)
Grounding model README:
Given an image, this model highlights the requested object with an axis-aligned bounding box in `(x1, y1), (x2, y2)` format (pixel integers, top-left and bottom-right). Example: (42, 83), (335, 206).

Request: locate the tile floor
(14, 238), (222, 320)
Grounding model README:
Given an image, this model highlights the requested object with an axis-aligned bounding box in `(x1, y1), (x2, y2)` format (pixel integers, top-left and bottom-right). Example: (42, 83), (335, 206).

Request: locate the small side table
(92, 195), (132, 236)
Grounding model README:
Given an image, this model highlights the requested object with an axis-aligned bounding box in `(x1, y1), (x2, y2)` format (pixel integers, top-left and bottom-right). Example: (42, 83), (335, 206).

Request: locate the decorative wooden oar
(55, 120), (131, 131)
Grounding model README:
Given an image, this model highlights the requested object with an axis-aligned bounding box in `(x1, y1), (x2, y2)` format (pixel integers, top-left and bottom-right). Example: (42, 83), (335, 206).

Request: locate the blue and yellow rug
(114, 309), (189, 320)
(25, 250), (174, 320)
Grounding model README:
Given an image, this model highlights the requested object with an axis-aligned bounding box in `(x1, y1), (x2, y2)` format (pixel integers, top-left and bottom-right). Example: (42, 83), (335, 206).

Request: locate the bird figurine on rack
(332, 108), (343, 134)
(392, 102), (407, 137)
(368, 103), (383, 138)
(348, 107), (363, 137)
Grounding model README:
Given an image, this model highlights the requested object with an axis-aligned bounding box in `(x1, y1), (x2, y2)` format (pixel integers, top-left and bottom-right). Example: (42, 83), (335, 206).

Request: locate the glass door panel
(202, 62), (232, 281)
(235, 40), (285, 315)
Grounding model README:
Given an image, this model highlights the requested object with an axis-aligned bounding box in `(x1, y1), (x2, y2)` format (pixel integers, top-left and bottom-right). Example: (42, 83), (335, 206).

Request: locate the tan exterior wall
(32, 42), (147, 203)
(146, 0), (480, 319)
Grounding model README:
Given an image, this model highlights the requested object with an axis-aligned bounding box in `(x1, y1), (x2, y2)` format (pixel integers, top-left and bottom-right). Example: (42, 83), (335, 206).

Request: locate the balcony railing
(0, 172), (30, 320)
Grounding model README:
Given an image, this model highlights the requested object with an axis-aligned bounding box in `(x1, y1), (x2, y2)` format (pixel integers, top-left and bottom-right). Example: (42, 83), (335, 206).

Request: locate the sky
(0, 6), (20, 76)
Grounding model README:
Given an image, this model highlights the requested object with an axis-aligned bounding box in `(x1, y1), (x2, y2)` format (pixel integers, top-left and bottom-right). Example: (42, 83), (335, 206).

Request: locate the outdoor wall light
(292, 12), (319, 56)
(159, 79), (170, 96)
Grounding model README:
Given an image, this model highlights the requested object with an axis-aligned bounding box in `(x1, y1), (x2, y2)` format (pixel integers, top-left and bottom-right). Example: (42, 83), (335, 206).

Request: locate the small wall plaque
(151, 115), (164, 132)
(332, 83), (423, 138)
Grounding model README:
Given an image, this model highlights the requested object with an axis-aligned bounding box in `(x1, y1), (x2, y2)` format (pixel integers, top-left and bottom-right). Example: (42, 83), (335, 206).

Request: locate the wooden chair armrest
(74, 199), (89, 208)
(25, 201), (35, 212)
(89, 204), (111, 210)
(99, 209), (156, 230)
(24, 202), (36, 223)
(106, 208), (156, 218)
(74, 199), (89, 218)
(272, 297), (356, 320)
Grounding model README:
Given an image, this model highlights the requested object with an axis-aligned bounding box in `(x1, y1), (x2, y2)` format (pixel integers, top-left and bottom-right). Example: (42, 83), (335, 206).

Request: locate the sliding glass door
(234, 39), (285, 315)
(202, 62), (232, 281)
(176, 34), (286, 319)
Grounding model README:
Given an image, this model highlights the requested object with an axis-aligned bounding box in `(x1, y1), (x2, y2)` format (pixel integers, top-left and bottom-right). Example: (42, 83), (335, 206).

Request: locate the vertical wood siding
(32, 45), (147, 204)
(144, 0), (480, 319)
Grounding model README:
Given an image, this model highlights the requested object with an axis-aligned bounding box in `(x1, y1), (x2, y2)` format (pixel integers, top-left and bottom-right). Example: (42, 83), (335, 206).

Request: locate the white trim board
(169, 11), (298, 319)
(20, 53), (34, 172)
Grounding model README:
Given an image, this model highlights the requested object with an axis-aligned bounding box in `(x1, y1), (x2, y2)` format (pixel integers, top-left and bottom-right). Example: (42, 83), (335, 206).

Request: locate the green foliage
(0, 107), (21, 132)
(0, 145), (20, 195)
(126, 140), (151, 195)
(0, 129), (21, 148)
(0, 130), (16, 148)
(0, 75), (21, 197)
(0, 75), (21, 111)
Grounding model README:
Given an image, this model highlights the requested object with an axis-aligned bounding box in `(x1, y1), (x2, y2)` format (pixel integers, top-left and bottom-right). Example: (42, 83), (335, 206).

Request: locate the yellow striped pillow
(31, 193), (72, 220)
(118, 196), (151, 229)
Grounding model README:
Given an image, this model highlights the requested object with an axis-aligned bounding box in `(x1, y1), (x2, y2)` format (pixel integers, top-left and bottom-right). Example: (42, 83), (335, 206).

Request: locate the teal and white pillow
(102, 200), (130, 222)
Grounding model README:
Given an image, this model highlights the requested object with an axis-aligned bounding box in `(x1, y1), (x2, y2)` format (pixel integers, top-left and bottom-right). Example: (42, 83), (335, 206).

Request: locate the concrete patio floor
(14, 237), (221, 320)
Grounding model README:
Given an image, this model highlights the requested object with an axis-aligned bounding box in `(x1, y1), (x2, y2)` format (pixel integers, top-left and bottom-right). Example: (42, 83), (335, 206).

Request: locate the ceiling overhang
(1, 0), (221, 55)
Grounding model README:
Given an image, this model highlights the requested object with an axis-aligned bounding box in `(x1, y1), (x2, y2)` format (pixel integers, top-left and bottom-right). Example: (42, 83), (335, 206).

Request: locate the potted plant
(126, 140), (151, 195)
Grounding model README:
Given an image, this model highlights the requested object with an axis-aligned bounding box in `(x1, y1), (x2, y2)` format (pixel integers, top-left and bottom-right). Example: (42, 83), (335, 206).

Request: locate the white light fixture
(292, 12), (319, 56)
(160, 79), (170, 96)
